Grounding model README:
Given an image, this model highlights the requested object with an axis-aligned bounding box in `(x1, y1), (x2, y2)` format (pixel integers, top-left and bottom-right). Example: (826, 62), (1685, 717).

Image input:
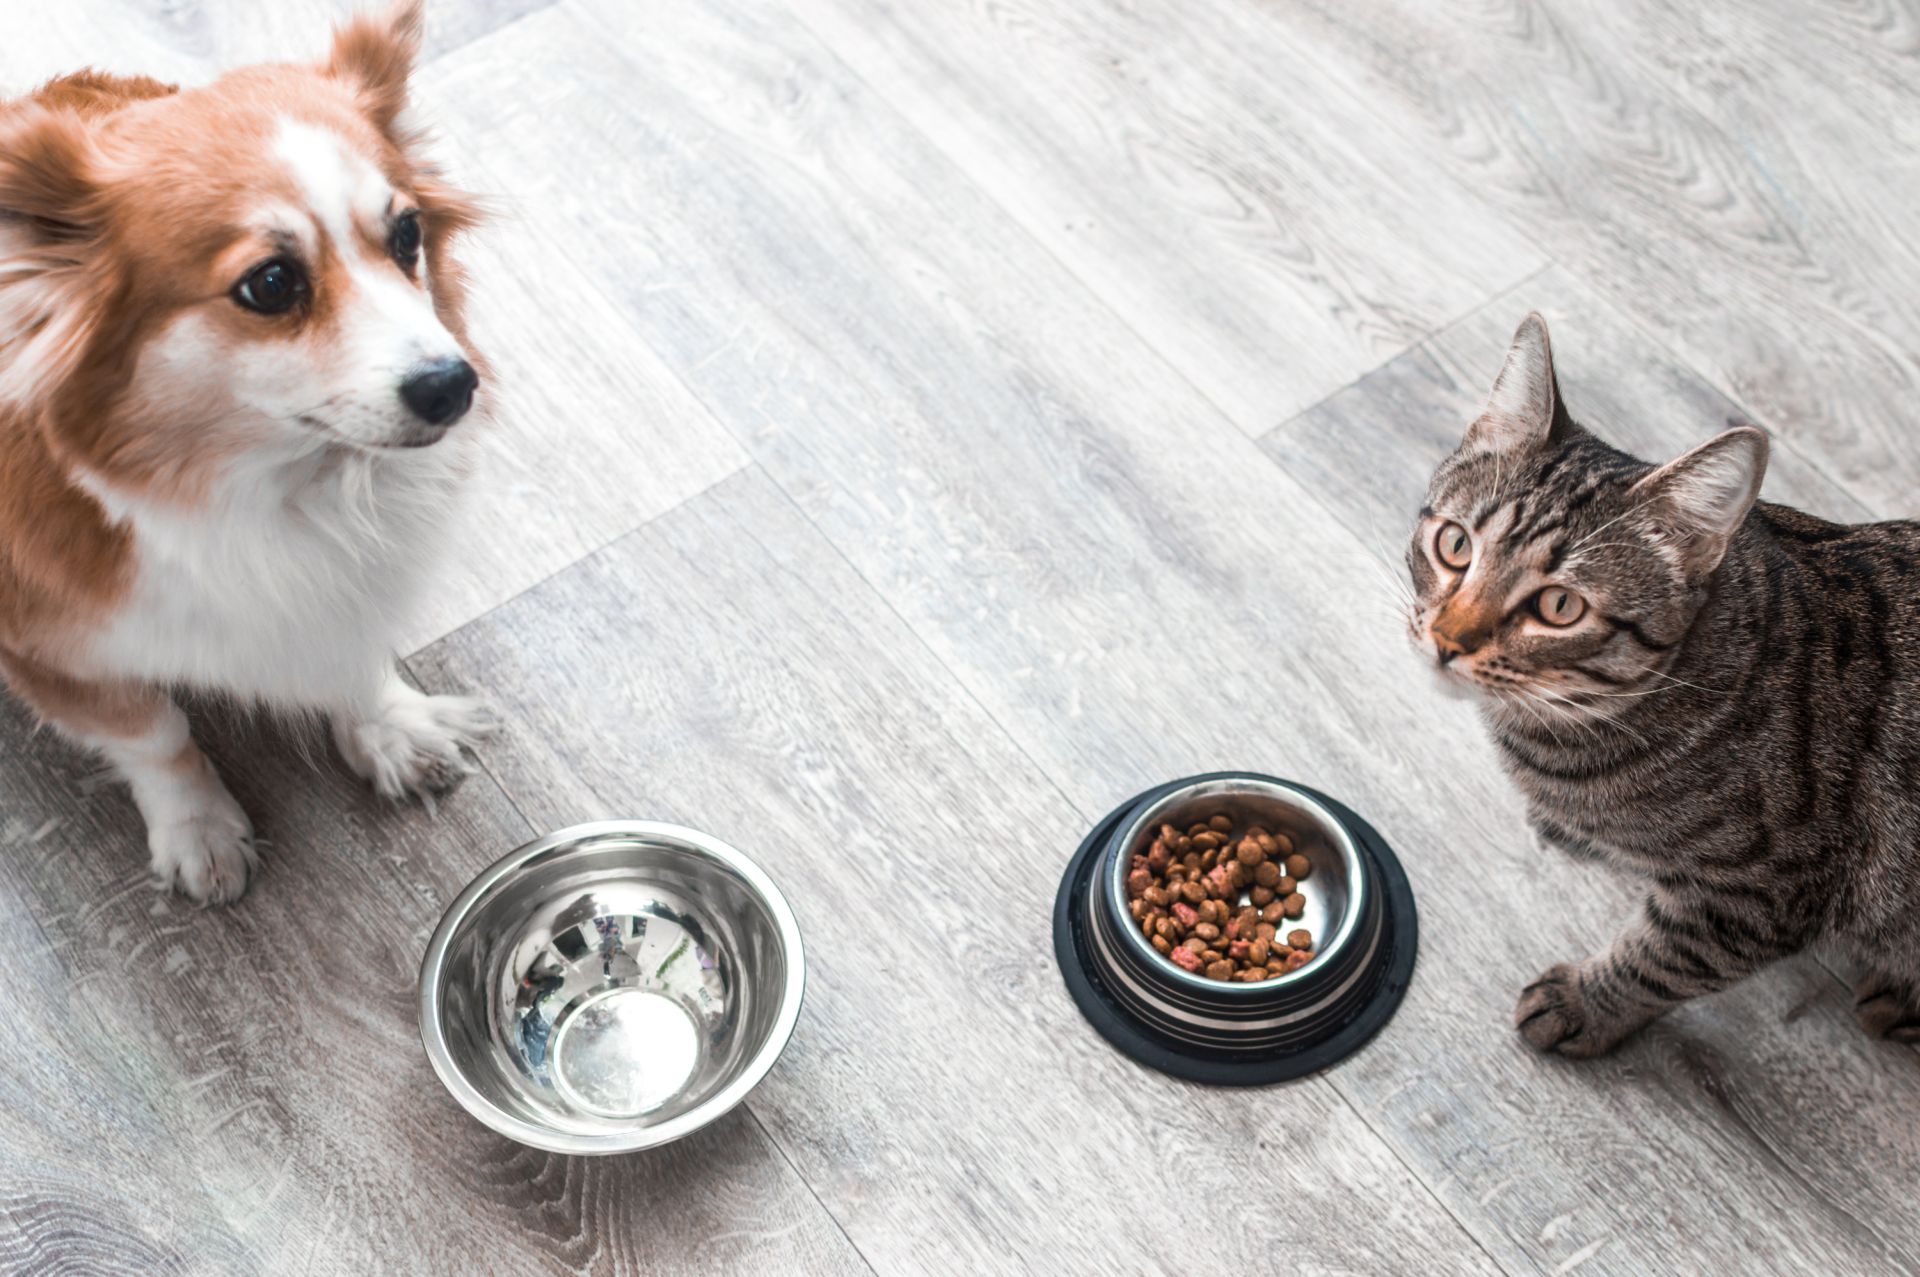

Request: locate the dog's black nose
(399, 358), (479, 427)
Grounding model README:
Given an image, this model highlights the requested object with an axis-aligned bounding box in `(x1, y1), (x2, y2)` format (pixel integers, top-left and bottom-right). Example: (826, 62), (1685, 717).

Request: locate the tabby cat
(1408, 314), (1920, 1056)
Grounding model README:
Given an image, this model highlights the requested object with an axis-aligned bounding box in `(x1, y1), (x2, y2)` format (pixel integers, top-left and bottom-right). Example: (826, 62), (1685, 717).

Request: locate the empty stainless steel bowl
(419, 821), (804, 1154)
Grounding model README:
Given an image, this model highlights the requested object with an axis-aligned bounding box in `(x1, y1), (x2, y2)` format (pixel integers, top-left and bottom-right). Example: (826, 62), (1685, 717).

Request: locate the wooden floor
(4, 1), (1920, 1273)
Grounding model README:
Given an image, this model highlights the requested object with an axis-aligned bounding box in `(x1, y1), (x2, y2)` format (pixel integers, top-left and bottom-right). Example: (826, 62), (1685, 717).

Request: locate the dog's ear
(324, 0), (425, 134)
(0, 105), (104, 408)
(0, 103), (97, 239)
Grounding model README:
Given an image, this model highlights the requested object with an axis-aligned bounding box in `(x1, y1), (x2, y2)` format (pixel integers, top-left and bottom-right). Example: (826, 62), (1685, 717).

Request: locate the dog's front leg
(2, 652), (254, 902)
(330, 665), (496, 801)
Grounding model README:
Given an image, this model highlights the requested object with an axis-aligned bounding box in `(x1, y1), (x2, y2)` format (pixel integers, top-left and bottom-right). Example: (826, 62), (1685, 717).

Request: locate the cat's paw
(1514, 963), (1614, 1057)
(1854, 974), (1920, 1043)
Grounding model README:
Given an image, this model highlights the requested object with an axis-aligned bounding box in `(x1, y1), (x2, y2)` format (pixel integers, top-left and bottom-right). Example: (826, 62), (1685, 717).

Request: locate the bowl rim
(1104, 775), (1367, 997)
(417, 819), (806, 1156)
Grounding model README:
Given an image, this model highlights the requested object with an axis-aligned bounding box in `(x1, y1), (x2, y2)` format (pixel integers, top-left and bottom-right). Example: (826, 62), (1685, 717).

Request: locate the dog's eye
(234, 259), (306, 314)
(391, 211), (422, 266)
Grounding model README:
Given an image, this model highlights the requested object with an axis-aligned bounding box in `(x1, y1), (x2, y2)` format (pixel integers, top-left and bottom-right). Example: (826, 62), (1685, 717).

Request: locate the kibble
(1128, 810), (1319, 982)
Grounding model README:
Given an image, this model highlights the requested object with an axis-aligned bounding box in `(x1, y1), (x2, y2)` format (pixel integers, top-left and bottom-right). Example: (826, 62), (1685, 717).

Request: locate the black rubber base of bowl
(1053, 774), (1418, 1085)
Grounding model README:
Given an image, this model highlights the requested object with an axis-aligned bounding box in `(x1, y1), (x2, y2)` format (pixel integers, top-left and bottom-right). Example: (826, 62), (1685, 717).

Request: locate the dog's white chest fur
(75, 442), (468, 707)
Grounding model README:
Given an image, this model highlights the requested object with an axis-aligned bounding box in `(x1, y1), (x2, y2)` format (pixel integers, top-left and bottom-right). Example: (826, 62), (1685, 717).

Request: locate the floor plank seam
(1336, 1093), (1519, 1277)
(1549, 261), (1885, 526)
(742, 1105), (883, 1277)
(743, 466), (1096, 825)
(400, 458), (752, 664)
(1259, 262), (1556, 447)
(414, 0), (567, 73)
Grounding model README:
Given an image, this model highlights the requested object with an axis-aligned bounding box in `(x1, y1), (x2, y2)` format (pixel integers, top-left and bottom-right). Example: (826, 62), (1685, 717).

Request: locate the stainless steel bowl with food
(1055, 772), (1417, 1084)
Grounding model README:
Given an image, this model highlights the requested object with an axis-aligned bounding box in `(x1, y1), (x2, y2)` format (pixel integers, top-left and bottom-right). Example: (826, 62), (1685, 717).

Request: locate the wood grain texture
(414, 464), (1499, 1276)
(783, 0), (1545, 433)
(5, 0), (1920, 1272)
(1252, 0), (1920, 515)
(422, 4), (1920, 1272)
(0, 693), (868, 1277)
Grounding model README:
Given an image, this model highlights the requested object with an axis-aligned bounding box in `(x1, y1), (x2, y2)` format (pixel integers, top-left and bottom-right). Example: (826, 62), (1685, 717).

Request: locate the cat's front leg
(1529, 811), (1602, 861)
(1515, 889), (1802, 1057)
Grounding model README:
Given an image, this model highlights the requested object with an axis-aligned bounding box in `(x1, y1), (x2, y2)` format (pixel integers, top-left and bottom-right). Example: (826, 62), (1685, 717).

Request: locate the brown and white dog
(0, 2), (493, 903)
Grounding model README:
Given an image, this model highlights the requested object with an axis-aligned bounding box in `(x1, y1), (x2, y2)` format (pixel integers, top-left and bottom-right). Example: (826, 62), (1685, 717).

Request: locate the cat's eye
(1534, 586), (1587, 627)
(1434, 521), (1473, 570)
(233, 258), (307, 314)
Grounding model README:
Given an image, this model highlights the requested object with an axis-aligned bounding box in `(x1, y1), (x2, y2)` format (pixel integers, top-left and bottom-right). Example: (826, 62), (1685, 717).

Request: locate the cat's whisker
(1329, 532), (1412, 594)
(1351, 506), (1421, 608)
(1566, 683), (1681, 700)
(1640, 667), (1731, 695)
(1535, 685), (1651, 748)
(1505, 689), (1573, 749)
(1525, 687), (1606, 740)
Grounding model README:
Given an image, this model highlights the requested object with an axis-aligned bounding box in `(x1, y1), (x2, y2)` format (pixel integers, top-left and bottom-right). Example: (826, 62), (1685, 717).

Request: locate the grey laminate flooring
(3, 2), (1918, 1273)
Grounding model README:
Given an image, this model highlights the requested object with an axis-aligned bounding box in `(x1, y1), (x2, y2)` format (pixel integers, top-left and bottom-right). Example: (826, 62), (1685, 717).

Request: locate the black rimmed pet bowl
(1053, 772), (1417, 1085)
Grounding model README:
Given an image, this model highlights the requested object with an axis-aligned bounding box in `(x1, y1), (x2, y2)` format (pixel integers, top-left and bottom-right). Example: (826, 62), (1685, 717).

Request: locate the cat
(1406, 313), (1920, 1056)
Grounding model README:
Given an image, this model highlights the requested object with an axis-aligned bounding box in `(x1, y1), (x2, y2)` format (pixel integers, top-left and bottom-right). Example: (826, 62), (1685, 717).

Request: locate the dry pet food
(1125, 813), (1317, 982)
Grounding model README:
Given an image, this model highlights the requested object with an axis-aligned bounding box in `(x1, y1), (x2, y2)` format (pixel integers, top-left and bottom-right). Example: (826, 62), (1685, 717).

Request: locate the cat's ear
(1464, 312), (1573, 453)
(1631, 426), (1769, 580)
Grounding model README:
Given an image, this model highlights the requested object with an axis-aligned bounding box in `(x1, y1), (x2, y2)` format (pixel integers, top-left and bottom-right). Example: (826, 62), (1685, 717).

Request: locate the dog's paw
(148, 784), (257, 905)
(1514, 963), (1613, 1057)
(1854, 975), (1920, 1043)
(333, 690), (498, 801)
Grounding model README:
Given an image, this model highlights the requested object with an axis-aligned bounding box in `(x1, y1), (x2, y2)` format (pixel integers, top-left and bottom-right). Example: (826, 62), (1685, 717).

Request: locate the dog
(0, 1), (494, 903)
